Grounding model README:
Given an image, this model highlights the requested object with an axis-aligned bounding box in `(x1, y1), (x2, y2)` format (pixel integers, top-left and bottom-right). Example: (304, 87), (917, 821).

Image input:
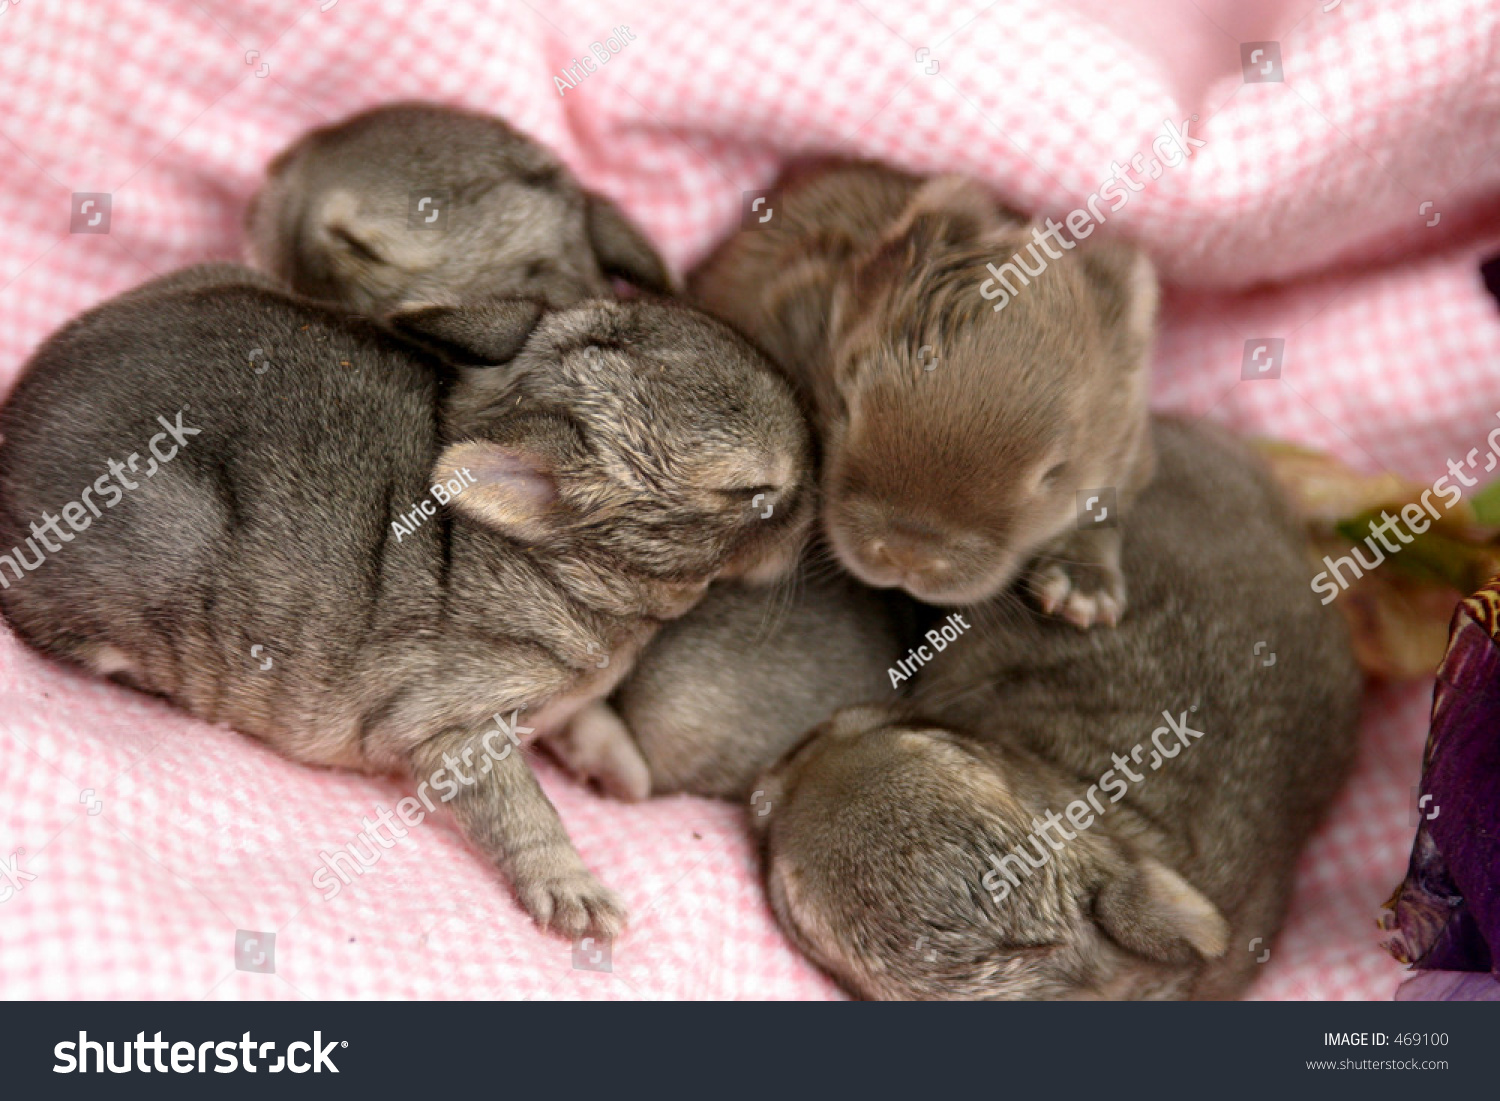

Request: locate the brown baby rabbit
(247, 102), (672, 313)
(0, 264), (810, 939)
(751, 417), (1361, 999)
(691, 162), (1157, 626)
(566, 565), (908, 801)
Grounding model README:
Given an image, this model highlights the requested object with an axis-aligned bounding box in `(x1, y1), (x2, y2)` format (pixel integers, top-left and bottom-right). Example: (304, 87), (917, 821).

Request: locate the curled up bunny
(0, 264), (811, 938)
(691, 162), (1157, 627)
(246, 101), (672, 313)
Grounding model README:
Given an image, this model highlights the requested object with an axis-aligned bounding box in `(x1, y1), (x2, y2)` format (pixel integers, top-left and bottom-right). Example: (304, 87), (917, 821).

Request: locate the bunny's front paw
(1027, 528), (1126, 629)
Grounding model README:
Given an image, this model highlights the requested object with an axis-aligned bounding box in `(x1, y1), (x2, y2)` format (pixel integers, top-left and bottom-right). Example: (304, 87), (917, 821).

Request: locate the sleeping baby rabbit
(247, 102), (672, 313)
(750, 417), (1361, 999)
(691, 162), (1158, 627)
(0, 264), (810, 938)
(579, 565), (910, 801)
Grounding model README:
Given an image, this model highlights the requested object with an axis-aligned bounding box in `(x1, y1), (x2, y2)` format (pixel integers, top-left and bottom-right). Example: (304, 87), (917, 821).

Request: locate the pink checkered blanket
(2, 0), (1499, 1000)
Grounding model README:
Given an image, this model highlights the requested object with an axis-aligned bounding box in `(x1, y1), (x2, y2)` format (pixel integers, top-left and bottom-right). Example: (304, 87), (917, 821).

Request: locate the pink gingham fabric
(2, 0), (1498, 1000)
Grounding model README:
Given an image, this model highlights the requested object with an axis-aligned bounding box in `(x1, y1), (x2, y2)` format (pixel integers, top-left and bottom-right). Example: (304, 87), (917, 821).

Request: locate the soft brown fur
(751, 419), (1361, 999)
(690, 162), (1157, 626)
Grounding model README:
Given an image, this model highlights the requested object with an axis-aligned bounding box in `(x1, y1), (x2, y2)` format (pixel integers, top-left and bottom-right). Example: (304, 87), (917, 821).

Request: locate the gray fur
(690, 162), (1157, 625)
(0, 264), (810, 939)
(751, 418), (1361, 999)
(247, 102), (672, 313)
(602, 568), (906, 800)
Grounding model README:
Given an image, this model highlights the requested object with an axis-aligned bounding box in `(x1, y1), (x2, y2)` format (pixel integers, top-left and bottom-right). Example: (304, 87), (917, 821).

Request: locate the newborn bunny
(0, 264), (811, 939)
(576, 566), (908, 801)
(691, 162), (1157, 626)
(751, 418), (1361, 999)
(247, 102), (672, 313)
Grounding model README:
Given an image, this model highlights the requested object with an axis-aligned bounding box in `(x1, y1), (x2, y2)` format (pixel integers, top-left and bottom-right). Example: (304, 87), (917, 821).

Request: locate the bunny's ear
(763, 254), (841, 364)
(312, 188), (442, 271)
(432, 436), (565, 542)
(1077, 243), (1159, 360)
(388, 298), (545, 366)
(1093, 854), (1229, 964)
(584, 191), (674, 294)
(884, 175), (1021, 251)
(839, 177), (1017, 326)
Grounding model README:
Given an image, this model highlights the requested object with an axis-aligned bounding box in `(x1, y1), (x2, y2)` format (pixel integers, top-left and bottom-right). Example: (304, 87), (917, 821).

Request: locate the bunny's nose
(862, 524), (950, 578)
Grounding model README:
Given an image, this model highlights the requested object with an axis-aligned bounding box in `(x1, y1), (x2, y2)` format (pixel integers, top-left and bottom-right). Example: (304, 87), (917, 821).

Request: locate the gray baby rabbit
(750, 417), (1361, 999)
(247, 102), (672, 313)
(573, 566), (907, 801)
(0, 264), (811, 939)
(691, 162), (1157, 626)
